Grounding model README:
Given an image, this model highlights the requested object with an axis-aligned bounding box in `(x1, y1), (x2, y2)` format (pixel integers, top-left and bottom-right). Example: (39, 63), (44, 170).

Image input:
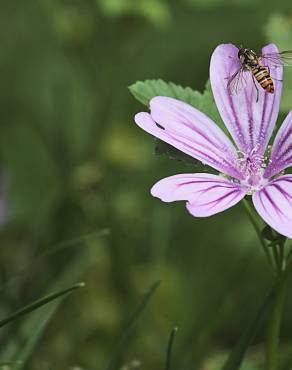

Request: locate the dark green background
(1, 1), (292, 369)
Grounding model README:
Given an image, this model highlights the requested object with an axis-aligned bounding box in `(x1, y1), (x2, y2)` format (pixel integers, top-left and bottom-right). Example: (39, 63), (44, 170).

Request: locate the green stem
(271, 246), (280, 273)
(266, 273), (287, 370)
(242, 200), (288, 369)
(286, 243), (292, 262)
(242, 199), (273, 269)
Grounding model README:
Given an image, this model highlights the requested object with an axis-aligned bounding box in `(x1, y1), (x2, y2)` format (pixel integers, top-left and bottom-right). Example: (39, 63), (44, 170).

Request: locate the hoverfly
(227, 47), (292, 101)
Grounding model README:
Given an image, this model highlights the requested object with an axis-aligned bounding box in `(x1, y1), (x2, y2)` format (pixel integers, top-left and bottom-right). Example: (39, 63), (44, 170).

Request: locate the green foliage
(1, 1), (292, 370)
(104, 281), (160, 370)
(0, 283), (84, 329)
(0, 123), (61, 224)
(96, 0), (170, 25)
(129, 79), (227, 134)
(0, 229), (107, 369)
(185, 0), (257, 7)
(265, 14), (292, 113)
(129, 79), (227, 171)
(129, 79), (202, 106)
(221, 292), (271, 370)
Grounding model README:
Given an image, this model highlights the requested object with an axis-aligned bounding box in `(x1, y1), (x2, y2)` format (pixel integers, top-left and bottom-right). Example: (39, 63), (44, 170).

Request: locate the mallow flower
(134, 44), (292, 239)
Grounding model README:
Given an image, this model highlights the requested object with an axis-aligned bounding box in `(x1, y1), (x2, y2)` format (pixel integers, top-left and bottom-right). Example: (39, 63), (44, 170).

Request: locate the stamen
(236, 147), (267, 189)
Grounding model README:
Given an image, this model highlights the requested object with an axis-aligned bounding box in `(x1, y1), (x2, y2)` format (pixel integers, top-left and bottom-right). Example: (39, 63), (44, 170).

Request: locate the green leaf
(129, 79), (199, 106)
(221, 291), (272, 370)
(9, 299), (62, 370)
(129, 79), (227, 134)
(129, 79), (228, 171)
(0, 228), (108, 369)
(0, 283), (84, 329)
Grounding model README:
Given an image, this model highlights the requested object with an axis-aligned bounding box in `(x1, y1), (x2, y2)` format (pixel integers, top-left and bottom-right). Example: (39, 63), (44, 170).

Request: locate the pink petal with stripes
(135, 97), (244, 180)
(210, 44), (282, 156)
(252, 175), (292, 238)
(151, 173), (247, 217)
(264, 111), (292, 179)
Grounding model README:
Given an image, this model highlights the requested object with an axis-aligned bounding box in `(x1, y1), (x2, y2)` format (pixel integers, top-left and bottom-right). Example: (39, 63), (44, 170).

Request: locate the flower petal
(264, 111), (292, 179)
(151, 173), (247, 217)
(252, 175), (292, 238)
(135, 97), (244, 180)
(210, 43), (283, 155)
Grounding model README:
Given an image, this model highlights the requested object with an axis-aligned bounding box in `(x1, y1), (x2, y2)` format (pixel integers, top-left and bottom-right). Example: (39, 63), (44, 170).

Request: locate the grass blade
(11, 303), (59, 370)
(0, 230), (105, 369)
(104, 280), (160, 370)
(39, 228), (110, 258)
(0, 282), (85, 329)
(221, 291), (272, 370)
(165, 327), (178, 370)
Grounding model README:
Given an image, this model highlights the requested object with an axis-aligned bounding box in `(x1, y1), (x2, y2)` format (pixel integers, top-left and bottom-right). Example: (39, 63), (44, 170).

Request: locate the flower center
(236, 147), (268, 193)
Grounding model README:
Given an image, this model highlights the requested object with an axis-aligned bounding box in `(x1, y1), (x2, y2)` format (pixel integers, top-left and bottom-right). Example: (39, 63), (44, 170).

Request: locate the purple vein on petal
(260, 189), (284, 220)
(244, 88), (254, 149)
(259, 91), (277, 155)
(177, 180), (235, 188)
(272, 183), (292, 205)
(149, 118), (244, 179)
(169, 104), (230, 148)
(193, 189), (242, 211)
(278, 125), (292, 148)
(225, 89), (247, 150)
(157, 102), (234, 156)
(276, 143), (292, 162)
(164, 129), (238, 173)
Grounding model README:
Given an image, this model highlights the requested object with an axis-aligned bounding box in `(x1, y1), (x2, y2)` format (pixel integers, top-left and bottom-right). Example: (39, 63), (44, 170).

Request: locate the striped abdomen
(251, 65), (274, 93)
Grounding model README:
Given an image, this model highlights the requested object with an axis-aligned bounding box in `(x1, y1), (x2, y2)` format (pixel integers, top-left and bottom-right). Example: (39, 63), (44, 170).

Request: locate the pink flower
(134, 44), (292, 239)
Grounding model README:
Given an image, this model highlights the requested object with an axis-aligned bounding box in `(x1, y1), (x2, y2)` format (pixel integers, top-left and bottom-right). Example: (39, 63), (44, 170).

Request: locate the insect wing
(227, 67), (249, 95)
(260, 50), (292, 67)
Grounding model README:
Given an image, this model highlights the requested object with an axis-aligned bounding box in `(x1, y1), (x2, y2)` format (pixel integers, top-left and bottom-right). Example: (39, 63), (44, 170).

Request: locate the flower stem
(242, 199), (288, 369)
(266, 271), (287, 370)
(242, 199), (273, 269)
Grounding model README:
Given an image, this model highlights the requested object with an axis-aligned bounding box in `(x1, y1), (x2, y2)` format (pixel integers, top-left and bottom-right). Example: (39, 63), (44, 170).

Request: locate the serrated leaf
(130, 79), (229, 171)
(129, 79), (200, 106)
(129, 79), (227, 134)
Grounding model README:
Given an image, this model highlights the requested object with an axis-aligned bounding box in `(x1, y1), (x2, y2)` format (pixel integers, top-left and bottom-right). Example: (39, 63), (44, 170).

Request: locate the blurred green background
(1, 1), (292, 369)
